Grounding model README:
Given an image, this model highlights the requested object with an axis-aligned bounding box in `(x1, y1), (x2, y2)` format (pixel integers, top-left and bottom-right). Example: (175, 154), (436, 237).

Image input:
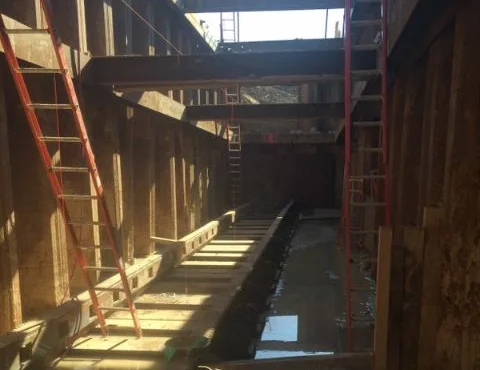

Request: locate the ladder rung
(18, 68), (62, 74)
(5, 28), (49, 34)
(78, 246), (111, 250)
(352, 314), (375, 322)
(40, 136), (82, 143)
(51, 166), (89, 173)
(356, 148), (383, 153)
(351, 287), (376, 292)
(351, 43), (381, 51)
(29, 103), (75, 110)
(350, 202), (387, 207)
(68, 220), (105, 226)
(95, 287), (125, 292)
(351, 69), (381, 78)
(98, 306), (131, 311)
(350, 175), (386, 179)
(351, 19), (382, 27)
(59, 194), (98, 200)
(353, 121), (382, 127)
(85, 266), (118, 272)
(352, 95), (382, 102)
(350, 230), (380, 234)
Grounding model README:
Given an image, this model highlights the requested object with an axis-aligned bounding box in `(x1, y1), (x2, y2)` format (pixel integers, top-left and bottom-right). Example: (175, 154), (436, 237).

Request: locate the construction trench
(1, 0), (480, 370)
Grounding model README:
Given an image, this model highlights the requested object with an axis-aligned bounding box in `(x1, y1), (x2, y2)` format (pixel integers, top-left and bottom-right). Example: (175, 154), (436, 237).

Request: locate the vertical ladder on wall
(0, 0), (142, 338)
(343, 0), (390, 350)
(220, 12), (239, 43)
(225, 85), (242, 210)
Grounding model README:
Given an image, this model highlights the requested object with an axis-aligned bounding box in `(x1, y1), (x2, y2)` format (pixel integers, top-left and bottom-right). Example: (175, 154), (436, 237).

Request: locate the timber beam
(84, 48), (377, 89)
(186, 102), (344, 120)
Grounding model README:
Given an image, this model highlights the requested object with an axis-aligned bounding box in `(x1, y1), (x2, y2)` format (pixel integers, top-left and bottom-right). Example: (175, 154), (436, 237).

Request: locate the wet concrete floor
(255, 208), (375, 359)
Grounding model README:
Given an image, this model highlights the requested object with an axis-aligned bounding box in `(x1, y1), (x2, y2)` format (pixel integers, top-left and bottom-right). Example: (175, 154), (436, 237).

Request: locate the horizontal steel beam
(243, 132), (336, 144)
(84, 48), (377, 89)
(218, 38), (344, 53)
(183, 0), (345, 12)
(186, 102), (344, 120)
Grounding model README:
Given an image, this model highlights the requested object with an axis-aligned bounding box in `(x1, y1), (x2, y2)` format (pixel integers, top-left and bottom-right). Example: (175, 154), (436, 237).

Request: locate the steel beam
(185, 102), (344, 120)
(84, 48), (377, 89)
(242, 132), (336, 144)
(182, 0), (345, 12)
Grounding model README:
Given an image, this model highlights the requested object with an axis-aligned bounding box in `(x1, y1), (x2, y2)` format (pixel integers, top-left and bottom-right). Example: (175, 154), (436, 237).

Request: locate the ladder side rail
(380, 0), (391, 226)
(344, 0), (354, 352)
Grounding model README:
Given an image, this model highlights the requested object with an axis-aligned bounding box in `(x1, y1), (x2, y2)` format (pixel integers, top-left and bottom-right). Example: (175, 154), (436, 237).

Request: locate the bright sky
(195, 9), (345, 42)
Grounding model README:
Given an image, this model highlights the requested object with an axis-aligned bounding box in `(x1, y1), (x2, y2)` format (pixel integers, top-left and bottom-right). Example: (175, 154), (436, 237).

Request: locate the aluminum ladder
(220, 12), (239, 43)
(224, 85), (242, 209)
(343, 0), (390, 350)
(0, 0), (142, 338)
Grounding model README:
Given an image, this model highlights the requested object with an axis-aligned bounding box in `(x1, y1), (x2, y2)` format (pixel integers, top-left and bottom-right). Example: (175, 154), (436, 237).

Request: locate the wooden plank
(387, 232), (405, 370)
(374, 227), (392, 370)
(416, 207), (444, 370)
(400, 227), (425, 370)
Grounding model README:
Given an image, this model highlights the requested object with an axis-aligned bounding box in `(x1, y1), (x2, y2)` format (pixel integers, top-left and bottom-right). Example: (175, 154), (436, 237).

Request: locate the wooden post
(417, 26), (453, 216)
(397, 58), (426, 226)
(175, 127), (188, 237)
(133, 113), (155, 256)
(0, 78), (22, 334)
(374, 227), (392, 370)
(85, 0), (115, 56)
(122, 107), (135, 264)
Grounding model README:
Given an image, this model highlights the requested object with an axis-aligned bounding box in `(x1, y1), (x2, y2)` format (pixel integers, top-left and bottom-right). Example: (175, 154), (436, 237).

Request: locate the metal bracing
(0, 0), (141, 337)
(343, 0), (390, 351)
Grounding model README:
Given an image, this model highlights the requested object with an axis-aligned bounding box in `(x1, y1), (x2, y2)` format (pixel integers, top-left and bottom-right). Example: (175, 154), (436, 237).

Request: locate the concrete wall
(377, 0), (480, 368)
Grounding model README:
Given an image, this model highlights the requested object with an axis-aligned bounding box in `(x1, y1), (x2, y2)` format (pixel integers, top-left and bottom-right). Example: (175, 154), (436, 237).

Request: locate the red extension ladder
(343, 0), (390, 350)
(0, 0), (142, 337)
